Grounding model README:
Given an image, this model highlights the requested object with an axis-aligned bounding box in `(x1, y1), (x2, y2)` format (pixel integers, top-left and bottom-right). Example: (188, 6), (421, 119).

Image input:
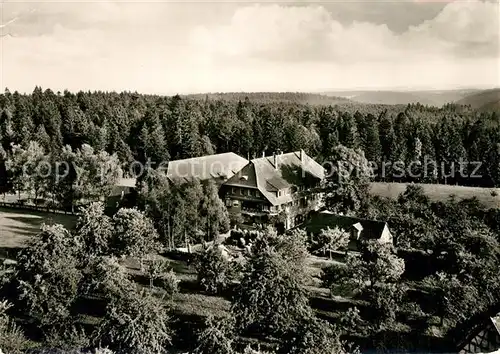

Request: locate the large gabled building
(220, 150), (325, 229)
(165, 152), (249, 186)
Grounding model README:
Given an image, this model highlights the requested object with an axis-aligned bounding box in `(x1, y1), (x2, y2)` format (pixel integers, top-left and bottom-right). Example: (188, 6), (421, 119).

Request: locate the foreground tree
(323, 241), (406, 328)
(79, 256), (133, 301)
(7, 141), (49, 202)
(324, 145), (373, 214)
(280, 317), (357, 354)
(422, 272), (480, 328)
(196, 246), (235, 295)
(137, 167), (174, 249)
(15, 224), (82, 330)
(194, 315), (236, 354)
(232, 229), (312, 337)
(201, 180), (231, 241)
(311, 226), (350, 258)
(75, 202), (113, 257)
(71, 144), (121, 207)
(112, 208), (161, 269)
(97, 288), (172, 354)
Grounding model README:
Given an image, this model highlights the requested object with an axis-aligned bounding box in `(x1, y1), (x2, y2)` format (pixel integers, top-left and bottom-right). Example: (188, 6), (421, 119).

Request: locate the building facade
(220, 150), (325, 229)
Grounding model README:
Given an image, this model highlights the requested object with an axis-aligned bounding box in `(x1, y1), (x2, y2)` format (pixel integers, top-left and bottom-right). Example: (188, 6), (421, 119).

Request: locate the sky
(0, 0), (499, 94)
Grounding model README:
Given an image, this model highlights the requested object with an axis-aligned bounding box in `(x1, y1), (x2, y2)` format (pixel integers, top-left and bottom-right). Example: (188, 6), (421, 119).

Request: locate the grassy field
(370, 182), (500, 209)
(0, 207), (77, 249)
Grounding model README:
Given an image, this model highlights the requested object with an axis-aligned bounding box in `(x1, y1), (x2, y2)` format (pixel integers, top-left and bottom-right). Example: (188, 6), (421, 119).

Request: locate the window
(233, 200), (239, 207)
(247, 189), (251, 196)
(225, 199), (232, 207)
(278, 190), (282, 197)
(240, 189), (244, 195)
(231, 187), (236, 194)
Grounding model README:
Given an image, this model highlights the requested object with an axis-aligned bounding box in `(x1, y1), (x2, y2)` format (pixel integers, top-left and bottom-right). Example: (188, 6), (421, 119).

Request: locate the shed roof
(303, 210), (388, 241)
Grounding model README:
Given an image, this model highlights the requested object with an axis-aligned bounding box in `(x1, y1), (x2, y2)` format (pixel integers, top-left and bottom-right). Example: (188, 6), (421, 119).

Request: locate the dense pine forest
(1, 87), (499, 187)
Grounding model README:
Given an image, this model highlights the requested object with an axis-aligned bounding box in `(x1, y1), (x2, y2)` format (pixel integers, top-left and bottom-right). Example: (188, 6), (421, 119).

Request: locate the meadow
(370, 182), (500, 209)
(0, 207), (77, 250)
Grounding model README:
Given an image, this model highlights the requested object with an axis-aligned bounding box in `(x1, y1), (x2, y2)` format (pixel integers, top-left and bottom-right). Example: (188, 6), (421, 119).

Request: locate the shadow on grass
(5, 224), (40, 235)
(0, 246), (24, 259)
(4, 215), (45, 227)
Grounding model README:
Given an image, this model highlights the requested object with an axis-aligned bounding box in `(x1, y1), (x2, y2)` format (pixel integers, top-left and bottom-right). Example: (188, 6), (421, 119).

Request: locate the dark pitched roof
(115, 178), (137, 188)
(166, 153), (249, 184)
(491, 313), (500, 335)
(303, 210), (389, 241)
(225, 150), (325, 206)
(110, 178), (137, 196)
(453, 304), (500, 351)
(223, 163), (259, 189)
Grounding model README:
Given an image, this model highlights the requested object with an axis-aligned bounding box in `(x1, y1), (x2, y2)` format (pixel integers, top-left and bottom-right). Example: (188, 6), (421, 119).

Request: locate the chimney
(273, 153), (278, 170)
(262, 151), (265, 158)
(300, 149), (305, 163)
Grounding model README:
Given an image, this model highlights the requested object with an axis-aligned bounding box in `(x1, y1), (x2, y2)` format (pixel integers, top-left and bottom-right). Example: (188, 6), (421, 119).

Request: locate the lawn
(0, 207), (77, 250)
(370, 182), (500, 209)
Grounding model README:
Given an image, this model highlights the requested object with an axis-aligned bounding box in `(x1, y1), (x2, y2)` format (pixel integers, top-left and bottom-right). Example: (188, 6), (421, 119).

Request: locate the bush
(229, 213), (245, 228)
(0, 300), (29, 354)
(93, 349), (114, 354)
(43, 325), (90, 352)
(225, 229), (263, 248)
(242, 346), (273, 354)
(144, 257), (178, 295)
(158, 269), (179, 296)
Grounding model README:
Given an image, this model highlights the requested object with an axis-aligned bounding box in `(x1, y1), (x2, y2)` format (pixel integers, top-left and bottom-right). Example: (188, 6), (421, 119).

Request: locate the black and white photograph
(0, 0), (499, 353)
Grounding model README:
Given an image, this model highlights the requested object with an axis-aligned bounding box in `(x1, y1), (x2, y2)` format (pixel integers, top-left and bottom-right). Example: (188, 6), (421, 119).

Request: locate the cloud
(0, 1), (498, 93)
(404, 1), (499, 58)
(190, 1), (499, 63)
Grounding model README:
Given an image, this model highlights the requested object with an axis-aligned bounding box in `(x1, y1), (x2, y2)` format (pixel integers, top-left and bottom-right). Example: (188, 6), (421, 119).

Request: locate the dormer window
(240, 175), (248, 181)
(351, 223), (363, 240)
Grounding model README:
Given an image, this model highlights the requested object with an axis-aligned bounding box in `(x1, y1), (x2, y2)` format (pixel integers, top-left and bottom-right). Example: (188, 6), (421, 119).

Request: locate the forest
(0, 87), (499, 188)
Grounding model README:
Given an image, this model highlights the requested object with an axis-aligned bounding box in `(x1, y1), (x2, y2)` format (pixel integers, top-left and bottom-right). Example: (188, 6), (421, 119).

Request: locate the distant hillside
(349, 91), (437, 106)
(184, 92), (352, 106)
(322, 89), (479, 107)
(456, 88), (500, 112)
